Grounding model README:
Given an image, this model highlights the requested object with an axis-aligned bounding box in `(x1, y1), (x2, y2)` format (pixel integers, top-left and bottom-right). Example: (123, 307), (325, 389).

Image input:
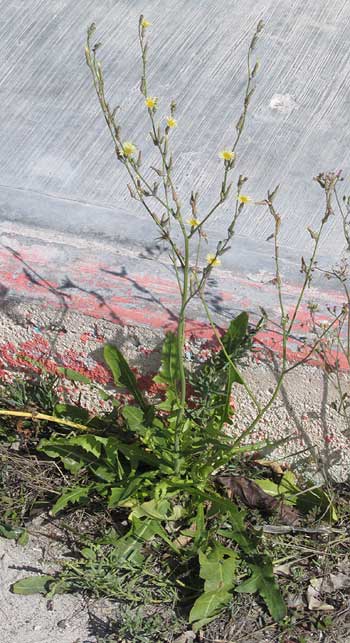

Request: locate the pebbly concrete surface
(0, 522), (116, 643)
(0, 299), (348, 483)
(0, 0), (349, 323)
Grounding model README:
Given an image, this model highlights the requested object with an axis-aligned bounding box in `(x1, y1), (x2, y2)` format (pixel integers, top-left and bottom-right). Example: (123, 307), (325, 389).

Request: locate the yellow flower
(145, 96), (158, 109)
(237, 194), (253, 204)
(206, 253), (221, 267)
(219, 150), (235, 161)
(141, 18), (151, 28)
(187, 217), (200, 227)
(122, 141), (137, 157)
(166, 117), (177, 128)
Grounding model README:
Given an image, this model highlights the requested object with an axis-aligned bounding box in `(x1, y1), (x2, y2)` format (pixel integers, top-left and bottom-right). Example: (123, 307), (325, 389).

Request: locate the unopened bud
(252, 61), (260, 77)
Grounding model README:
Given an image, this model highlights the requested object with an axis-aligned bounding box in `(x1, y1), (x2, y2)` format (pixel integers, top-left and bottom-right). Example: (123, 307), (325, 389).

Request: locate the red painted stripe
(0, 245), (348, 369)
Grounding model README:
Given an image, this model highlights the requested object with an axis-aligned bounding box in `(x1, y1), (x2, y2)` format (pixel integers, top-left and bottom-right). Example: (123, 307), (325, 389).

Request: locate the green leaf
(54, 403), (90, 422)
(205, 313), (250, 425)
(199, 544), (238, 593)
(113, 536), (144, 567)
(193, 502), (206, 547)
(70, 435), (104, 458)
(219, 313), (249, 419)
(198, 490), (254, 555)
(108, 487), (124, 507)
(91, 464), (116, 482)
(221, 312), (249, 358)
(11, 575), (55, 595)
(81, 547), (97, 561)
(189, 543), (238, 631)
(38, 438), (94, 474)
(236, 561), (286, 622)
(114, 439), (159, 468)
(221, 364), (236, 423)
(189, 589), (232, 631)
(122, 405), (145, 435)
(17, 530), (29, 546)
(51, 485), (93, 515)
(0, 523), (25, 540)
(254, 476), (297, 505)
(132, 498), (170, 521)
(296, 483), (338, 522)
(108, 471), (158, 508)
(153, 332), (178, 389)
(104, 344), (151, 415)
(131, 516), (180, 553)
(153, 332), (180, 411)
(57, 367), (91, 384)
(104, 438), (125, 478)
(221, 313), (249, 386)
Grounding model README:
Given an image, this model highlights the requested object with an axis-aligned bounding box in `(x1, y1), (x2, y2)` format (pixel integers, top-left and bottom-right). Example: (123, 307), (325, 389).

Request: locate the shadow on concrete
(0, 244), (70, 350)
(0, 244), (169, 377)
(265, 351), (341, 483)
(58, 276), (124, 326)
(101, 266), (178, 323)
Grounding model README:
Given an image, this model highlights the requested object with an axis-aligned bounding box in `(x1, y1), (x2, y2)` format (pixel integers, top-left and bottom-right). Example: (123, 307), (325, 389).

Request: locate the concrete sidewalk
(0, 0), (349, 323)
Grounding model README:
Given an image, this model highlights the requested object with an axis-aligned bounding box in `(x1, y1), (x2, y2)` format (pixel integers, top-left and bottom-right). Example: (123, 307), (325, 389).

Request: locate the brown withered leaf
(254, 458), (286, 476)
(217, 475), (300, 526)
(321, 572), (350, 593)
(173, 522), (197, 548)
(307, 578), (334, 611)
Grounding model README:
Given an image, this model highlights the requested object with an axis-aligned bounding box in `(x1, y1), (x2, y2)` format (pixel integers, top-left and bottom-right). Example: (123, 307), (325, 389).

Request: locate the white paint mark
(269, 93), (299, 113)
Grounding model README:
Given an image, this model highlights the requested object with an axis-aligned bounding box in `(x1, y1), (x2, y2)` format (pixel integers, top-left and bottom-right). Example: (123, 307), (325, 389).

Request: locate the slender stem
(126, 161), (184, 267)
(335, 187), (350, 250)
(86, 42), (185, 269)
(236, 181), (334, 445)
(287, 223), (325, 335)
(234, 369), (285, 445)
(342, 281), (350, 361)
(190, 183), (228, 238)
(190, 29), (257, 239)
(172, 249), (183, 295)
(137, 24), (192, 472)
(284, 311), (344, 374)
(233, 212), (287, 446)
(0, 409), (93, 432)
(174, 230), (190, 473)
(188, 198), (242, 305)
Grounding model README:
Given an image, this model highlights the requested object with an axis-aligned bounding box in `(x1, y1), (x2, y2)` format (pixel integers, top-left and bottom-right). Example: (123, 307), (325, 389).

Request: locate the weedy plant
(4, 15), (344, 635)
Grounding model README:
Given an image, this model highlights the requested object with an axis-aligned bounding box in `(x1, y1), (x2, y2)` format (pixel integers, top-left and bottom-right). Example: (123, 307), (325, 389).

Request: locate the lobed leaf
(199, 544), (238, 593)
(236, 561), (286, 622)
(51, 485), (93, 515)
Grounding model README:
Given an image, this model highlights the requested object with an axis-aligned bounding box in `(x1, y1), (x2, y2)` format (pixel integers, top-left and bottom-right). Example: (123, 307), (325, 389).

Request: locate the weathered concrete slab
(0, 0), (349, 320)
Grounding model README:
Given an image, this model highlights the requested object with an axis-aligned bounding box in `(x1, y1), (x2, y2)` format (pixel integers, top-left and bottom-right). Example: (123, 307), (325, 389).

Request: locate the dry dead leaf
(173, 523), (196, 548)
(287, 592), (304, 609)
(307, 578), (335, 611)
(274, 562), (293, 577)
(254, 458), (286, 475)
(174, 631), (196, 643)
(217, 475), (300, 525)
(321, 572), (350, 593)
